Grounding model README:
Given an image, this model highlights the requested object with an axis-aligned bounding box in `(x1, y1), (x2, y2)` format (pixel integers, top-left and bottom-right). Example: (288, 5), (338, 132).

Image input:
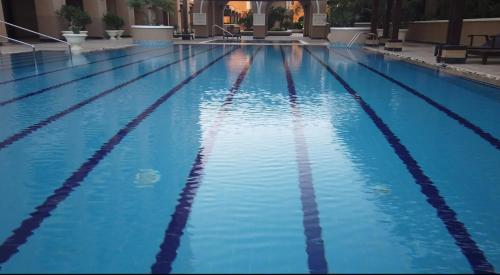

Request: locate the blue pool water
(0, 44), (499, 273)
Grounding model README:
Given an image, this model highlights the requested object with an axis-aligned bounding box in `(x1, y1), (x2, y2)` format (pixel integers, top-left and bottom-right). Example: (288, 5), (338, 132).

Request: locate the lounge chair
(466, 34), (500, 64)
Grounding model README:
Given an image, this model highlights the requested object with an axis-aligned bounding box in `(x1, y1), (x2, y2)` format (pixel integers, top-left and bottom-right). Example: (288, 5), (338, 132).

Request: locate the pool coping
(363, 46), (500, 88)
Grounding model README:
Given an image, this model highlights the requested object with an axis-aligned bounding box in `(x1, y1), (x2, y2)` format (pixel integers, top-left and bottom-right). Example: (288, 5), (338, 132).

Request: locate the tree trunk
(382, 0), (392, 38)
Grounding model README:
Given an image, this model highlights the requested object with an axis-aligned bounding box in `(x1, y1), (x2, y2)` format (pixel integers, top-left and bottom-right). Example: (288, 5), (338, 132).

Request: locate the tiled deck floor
(365, 42), (500, 86)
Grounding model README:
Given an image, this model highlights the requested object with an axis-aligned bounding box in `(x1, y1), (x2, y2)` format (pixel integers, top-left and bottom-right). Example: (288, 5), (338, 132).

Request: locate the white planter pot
(117, 30), (124, 39)
(63, 33), (88, 51)
(62, 30), (88, 35)
(105, 30), (120, 40)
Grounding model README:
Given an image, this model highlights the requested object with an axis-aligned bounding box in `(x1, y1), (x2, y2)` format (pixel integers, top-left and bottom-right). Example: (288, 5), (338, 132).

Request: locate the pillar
(384, 0), (402, 51)
(252, 1), (267, 39)
(382, 0), (392, 38)
(370, 0), (379, 35)
(115, 0), (134, 35)
(0, 0), (7, 42)
(438, 0), (466, 63)
(390, 0), (401, 40)
(424, 0), (438, 19)
(446, 0), (464, 45)
(34, 0), (66, 39)
(83, 0), (107, 38)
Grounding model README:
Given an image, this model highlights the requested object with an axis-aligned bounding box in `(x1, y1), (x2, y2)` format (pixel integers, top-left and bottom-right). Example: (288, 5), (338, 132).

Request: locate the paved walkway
(365, 42), (500, 86)
(0, 38), (135, 54)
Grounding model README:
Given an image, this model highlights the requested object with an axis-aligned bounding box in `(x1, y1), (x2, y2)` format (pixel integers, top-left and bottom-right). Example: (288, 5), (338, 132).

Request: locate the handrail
(0, 20), (72, 63)
(212, 24), (233, 39)
(0, 34), (38, 72)
(347, 32), (367, 48)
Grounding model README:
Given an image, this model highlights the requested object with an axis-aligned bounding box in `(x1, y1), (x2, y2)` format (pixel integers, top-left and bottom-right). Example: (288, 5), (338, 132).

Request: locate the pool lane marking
(150, 47), (262, 274)
(331, 49), (500, 151)
(0, 48), (187, 107)
(0, 47), (194, 107)
(0, 51), (70, 67)
(0, 46), (220, 152)
(1, 47), (165, 71)
(0, 53), (74, 70)
(303, 47), (495, 274)
(0, 46), (238, 268)
(0, 47), (172, 85)
(280, 46), (329, 274)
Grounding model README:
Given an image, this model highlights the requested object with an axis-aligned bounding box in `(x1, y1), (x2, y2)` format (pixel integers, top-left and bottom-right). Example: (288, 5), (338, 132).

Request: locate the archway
(191, 0), (328, 39)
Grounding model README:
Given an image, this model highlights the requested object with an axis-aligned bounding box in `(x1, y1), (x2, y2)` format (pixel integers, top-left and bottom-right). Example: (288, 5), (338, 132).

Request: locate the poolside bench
(435, 34), (500, 64)
(465, 34), (500, 64)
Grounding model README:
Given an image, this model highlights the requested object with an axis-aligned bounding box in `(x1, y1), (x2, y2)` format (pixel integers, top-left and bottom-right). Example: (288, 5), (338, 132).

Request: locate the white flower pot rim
(63, 33), (88, 37)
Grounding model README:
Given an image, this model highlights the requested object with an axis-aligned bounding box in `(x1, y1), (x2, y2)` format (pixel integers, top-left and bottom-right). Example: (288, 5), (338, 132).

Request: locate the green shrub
(56, 5), (92, 34)
(103, 13), (125, 30)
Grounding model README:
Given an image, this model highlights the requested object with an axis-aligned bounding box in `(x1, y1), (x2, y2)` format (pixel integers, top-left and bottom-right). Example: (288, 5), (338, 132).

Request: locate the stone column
(384, 0), (402, 51)
(116, 0), (135, 36)
(446, 0), (464, 45)
(252, 1), (267, 39)
(424, 0), (438, 19)
(438, 0), (466, 63)
(370, 0), (379, 35)
(0, 0), (7, 42)
(83, 0), (107, 38)
(34, 0), (66, 38)
(382, 0), (392, 38)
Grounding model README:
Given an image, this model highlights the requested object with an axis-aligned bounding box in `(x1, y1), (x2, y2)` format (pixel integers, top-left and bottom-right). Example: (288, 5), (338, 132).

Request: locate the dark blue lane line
(331, 49), (500, 151)
(303, 47), (495, 274)
(0, 47), (193, 107)
(150, 47), (261, 274)
(280, 46), (329, 274)
(0, 47), (150, 71)
(0, 46), (238, 268)
(0, 47), (169, 85)
(0, 53), (71, 69)
(0, 46), (220, 152)
(0, 51), (68, 66)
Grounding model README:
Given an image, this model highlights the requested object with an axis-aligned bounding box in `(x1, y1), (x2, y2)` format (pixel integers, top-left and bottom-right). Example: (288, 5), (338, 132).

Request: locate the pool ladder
(0, 20), (73, 73)
(347, 32), (368, 48)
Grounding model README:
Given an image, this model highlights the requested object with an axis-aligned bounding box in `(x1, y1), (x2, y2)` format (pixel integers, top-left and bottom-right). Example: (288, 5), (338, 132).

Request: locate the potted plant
(127, 0), (176, 43)
(57, 5), (92, 51)
(102, 13), (125, 40)
(57, 5), (89, 36)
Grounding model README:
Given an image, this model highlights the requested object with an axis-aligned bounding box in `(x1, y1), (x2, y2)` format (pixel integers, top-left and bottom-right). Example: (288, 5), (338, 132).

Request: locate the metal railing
(0, 34), (38, 71)
(347, 32), (367, 48)
(0, 19), (73, 65)
(212, 24), (234, 39)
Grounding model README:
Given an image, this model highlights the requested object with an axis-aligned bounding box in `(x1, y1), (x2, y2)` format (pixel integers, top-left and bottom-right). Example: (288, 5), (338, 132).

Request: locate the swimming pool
(0, 44), (499, 273)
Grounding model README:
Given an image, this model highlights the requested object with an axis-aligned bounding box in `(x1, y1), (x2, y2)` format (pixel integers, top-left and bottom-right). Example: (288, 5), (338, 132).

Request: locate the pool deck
(364, 42), (500, 87)
(174, 34), (329, 46)
(0, 38), (135, 54)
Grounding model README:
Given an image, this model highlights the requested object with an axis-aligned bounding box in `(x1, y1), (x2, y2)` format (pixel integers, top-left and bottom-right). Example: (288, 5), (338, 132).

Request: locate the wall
(406, 18), (500, 46)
